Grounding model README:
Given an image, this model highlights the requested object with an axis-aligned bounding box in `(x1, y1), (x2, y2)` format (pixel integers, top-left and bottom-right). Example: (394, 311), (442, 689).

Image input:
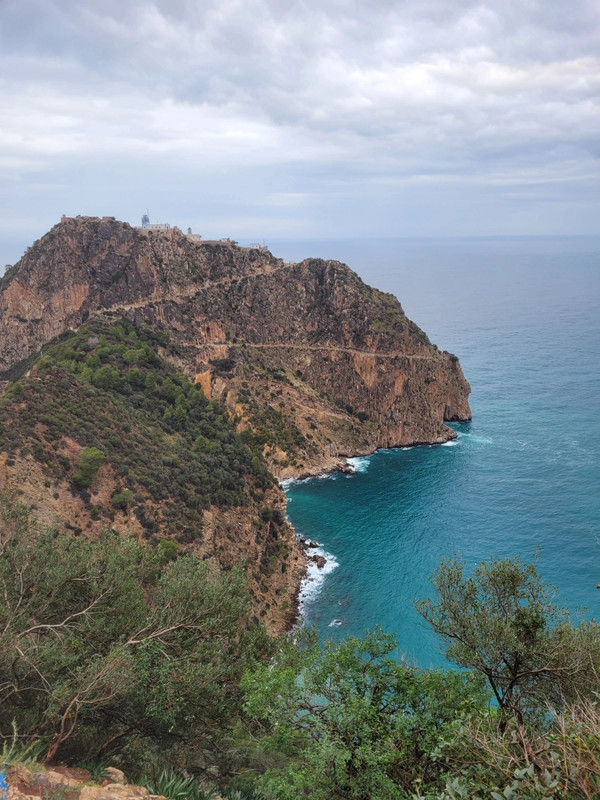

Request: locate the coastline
(281, 425), (463, 630)
(275, 423), (460, 485)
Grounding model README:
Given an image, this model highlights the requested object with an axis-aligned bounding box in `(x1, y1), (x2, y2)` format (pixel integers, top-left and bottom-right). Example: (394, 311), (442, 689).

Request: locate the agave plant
(76, 762), (110, 784)
(1, 721), (45, 767)
(141, 769), (217, 800)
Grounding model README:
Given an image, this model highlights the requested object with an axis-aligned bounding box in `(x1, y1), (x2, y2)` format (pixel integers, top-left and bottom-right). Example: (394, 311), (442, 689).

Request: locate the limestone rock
(32, 770), (82, 792)
(79, 785), (149, 800)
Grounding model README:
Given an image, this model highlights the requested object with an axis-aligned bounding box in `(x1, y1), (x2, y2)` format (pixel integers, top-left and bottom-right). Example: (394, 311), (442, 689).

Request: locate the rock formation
(0, 216), (471, 478)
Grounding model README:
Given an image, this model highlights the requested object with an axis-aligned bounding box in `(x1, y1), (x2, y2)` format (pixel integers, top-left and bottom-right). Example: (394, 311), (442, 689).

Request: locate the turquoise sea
(273, 237), (600, 668)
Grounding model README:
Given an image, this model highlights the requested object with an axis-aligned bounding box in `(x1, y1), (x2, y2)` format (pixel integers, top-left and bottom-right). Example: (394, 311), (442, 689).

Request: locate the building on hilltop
(136, 212), (170, 231)
(186, 227), (202, 241)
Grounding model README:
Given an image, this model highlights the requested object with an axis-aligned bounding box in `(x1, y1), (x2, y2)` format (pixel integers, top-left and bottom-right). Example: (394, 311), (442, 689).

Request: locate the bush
(156, 539), (178, 563)
(0, 497), (269, 773)
(243, 628), (487, 799)
(111, 489), (133, 510)
(73, 446), (106, 488)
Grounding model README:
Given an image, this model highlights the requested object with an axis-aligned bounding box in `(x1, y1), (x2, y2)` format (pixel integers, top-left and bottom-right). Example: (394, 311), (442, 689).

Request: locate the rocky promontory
(0, 216), (471, 630)
(0, 216), (471, 478)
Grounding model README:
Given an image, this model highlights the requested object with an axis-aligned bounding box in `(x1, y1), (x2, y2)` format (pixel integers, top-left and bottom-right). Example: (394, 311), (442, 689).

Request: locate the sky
(1, 0), (600, 267)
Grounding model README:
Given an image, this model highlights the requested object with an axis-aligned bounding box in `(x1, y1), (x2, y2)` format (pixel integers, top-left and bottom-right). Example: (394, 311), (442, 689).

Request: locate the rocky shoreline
(282, 429), (464, 629)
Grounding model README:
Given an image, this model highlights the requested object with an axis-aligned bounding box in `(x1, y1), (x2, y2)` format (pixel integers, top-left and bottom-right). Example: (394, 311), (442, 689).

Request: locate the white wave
(279, 478), (297, 489)
(297, 543), (339, 618)
(441, 440), (459, 447)
(328, 618), (344, 627)
(346, 456), (370, 473)
(456, 432), (493, 445)
(280, 472), (336, 490)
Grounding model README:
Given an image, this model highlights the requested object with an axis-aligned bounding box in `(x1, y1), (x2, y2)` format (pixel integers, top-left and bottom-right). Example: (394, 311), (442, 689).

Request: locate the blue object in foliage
(0, 770), (8, 800)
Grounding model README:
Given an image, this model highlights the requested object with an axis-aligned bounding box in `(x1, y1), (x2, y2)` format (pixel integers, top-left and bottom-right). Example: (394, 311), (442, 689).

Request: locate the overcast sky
(1, 0), (600, 266)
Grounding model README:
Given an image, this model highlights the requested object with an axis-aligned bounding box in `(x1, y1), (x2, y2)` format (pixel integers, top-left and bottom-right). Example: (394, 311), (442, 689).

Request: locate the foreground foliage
(243, 629), (487, 799)
(0, 497), (271, 774)
(242, 558), (600, 799)
(416, 557), (600, 730)
(1, 494), (599, 798)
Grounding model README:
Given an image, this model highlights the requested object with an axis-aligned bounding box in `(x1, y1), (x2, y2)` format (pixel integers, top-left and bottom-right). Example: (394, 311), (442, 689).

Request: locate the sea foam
(297, 542), (339, 618)
(346, 456), (370, 473)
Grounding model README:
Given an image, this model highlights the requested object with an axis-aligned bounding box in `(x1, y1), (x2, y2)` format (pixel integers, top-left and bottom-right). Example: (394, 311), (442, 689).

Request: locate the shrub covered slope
(0, 319), (304, 631)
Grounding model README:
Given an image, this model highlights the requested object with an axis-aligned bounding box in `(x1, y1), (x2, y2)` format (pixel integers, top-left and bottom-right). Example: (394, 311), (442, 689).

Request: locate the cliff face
(0, 216), (470, 478)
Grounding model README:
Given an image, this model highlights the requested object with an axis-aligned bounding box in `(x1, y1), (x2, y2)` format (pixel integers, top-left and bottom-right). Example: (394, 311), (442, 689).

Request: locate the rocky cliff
(0, 216), (471, 478)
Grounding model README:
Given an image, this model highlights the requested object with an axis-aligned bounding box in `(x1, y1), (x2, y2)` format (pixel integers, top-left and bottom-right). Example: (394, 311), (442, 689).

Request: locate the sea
(271, 236), (600, 668)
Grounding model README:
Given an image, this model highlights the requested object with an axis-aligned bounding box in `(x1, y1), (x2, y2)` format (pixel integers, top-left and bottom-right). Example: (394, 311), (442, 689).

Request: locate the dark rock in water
(307, 540), (319, 548)
(312, 555), (327, 569)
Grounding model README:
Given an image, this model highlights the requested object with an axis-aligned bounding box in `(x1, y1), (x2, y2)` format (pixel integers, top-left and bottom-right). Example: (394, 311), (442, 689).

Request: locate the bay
(271, 236), (600, 667)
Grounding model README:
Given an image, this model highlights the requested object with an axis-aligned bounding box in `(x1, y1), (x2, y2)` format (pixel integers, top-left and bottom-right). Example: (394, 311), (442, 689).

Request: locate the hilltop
(0, 216), (471, 477)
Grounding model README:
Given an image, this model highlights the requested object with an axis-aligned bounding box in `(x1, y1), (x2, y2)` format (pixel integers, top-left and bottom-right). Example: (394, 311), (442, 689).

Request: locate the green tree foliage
(0, 497), (271, 775)
(416, 557), (600, 728)
(241, 561), (600, 799)
(243, 628), (487, 800)
(111, 488), (133, 509)
(73, 446), (106, 488)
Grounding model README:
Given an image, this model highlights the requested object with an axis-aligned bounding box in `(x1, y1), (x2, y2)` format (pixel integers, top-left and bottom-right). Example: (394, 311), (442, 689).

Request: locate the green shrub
(73, 446), (106, 489)
(0, 497), (267, 771)
(156, 539), (178, 563)
(111, 489), (133, 510)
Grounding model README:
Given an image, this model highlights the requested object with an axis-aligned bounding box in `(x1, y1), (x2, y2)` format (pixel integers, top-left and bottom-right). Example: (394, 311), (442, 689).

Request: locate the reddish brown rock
(0, 216), (470, 479)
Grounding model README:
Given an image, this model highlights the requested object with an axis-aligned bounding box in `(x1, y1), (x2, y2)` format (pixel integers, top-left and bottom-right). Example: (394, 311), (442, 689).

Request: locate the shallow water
(279, 236), (600, 667)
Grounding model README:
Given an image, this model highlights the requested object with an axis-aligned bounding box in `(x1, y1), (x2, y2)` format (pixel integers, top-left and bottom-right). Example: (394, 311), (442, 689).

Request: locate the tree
(243, 628), (486, 800)
(72, 446), (106, 488)
(416, 557), (600, 729)
(0, 496), (269, 774)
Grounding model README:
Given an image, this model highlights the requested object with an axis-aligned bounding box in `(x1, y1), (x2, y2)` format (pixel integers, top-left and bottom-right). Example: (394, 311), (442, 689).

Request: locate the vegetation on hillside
(0, 319), (274, 542)
(0, 497), (272, 778)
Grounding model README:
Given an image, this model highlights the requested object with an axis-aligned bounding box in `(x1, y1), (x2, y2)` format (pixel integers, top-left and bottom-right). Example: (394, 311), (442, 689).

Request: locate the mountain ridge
(0, 216), (471, 479)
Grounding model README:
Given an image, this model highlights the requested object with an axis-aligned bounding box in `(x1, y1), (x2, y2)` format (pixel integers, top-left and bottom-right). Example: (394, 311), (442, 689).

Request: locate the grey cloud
(0, 0), (599, 255)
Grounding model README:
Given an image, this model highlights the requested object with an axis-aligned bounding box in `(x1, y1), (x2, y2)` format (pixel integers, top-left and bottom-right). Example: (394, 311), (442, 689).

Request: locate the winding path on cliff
(200, 341), (440, 363)
(93, 260), (441, 364)
(96, 260), (297, 315)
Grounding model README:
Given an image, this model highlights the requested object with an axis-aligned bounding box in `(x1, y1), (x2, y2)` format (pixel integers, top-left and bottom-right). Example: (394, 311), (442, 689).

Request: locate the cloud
(0, 0), (599, 253)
